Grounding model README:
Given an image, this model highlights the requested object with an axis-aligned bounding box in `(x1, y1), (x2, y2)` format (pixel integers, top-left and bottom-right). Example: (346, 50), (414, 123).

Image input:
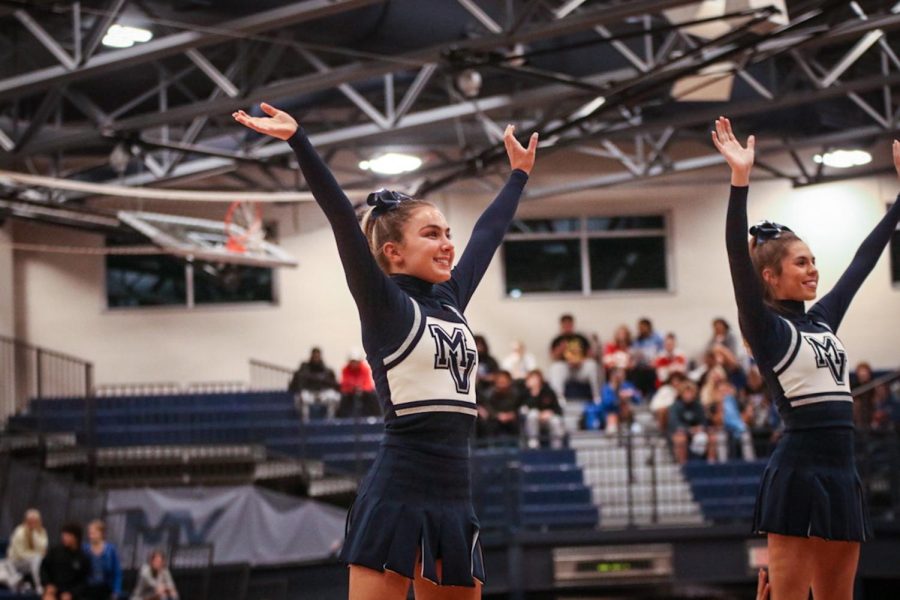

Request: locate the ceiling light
(359, 153), (423, 175)
(812, 149), (872, 169)
(455, 69), (482, 98)
(571, 96), (606, 120)
(102, 24), (153, 49)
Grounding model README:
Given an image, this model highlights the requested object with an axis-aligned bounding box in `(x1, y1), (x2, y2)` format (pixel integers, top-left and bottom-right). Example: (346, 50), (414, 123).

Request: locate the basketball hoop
(224, 201), (264, 254)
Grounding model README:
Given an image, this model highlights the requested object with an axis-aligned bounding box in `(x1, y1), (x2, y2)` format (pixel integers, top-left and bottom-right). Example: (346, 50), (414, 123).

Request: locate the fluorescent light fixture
(103, 24), (153, 48)
(359, 153), (423, 175)
(571, 96), (606, 120)
(812, 149), (872, 169)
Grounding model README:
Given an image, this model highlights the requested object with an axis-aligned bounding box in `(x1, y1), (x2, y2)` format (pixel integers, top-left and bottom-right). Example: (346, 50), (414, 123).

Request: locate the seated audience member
(549, 315), (600, 403)
(83, 520), (121, 600)
(598, 367), (642, 434)
(742, 366), (771, 431)
(649, 371), (688, 433)
(630, 318), (664, 395)
(483, 370), (523, 438)
(336, 350), (380, 417)
(653, 333), (687, 387)
(706, 317), (738, 356)
(474, 334), (500, 393)
(288, 347), (340, 419)
(40, 523), (89, 600)
(700, 365), (728, 408)
(602, 325), (633, 374)
(668, 381), (711, 464)
(852, 362), (888, 431)
(7, 508), (48, 592)
(131, 550), (178, 600)
(501, 340), (538, 381)
(522, 369), (565, 449)
(708, 380), (755, 462)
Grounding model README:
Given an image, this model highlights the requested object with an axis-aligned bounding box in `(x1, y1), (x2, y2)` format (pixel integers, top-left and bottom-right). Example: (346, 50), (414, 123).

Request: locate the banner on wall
(106, 486), (346, 566)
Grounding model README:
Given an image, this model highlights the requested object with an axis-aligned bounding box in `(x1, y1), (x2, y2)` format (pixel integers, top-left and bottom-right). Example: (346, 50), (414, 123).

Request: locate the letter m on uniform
(804, 335), (847, 385)
(428, 325), (477, 394)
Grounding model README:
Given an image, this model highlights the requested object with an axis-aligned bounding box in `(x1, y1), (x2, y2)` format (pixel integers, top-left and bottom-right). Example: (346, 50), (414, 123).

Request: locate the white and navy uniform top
(287, 128), (528, 457)
(726, 186), (900, 432)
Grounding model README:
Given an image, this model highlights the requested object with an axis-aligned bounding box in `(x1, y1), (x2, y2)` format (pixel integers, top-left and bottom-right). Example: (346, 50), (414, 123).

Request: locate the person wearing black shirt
(40, 523), (89, 600)
(288, 347), (340, 419)
(522, 370), (564, 449)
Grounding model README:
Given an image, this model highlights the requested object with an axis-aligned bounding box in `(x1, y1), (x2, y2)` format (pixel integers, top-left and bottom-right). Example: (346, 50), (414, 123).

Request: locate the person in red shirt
(653, 333), (687, 387)
(337, 350), (379, 417)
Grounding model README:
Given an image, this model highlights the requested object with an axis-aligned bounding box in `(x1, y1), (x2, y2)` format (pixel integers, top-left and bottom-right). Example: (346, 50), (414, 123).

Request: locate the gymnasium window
(105, 240), (276, 309)
(502, 214), (670, 297)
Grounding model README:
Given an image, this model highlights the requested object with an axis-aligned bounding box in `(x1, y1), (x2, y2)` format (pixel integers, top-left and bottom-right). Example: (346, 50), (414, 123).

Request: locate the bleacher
(8, 391), (599, 533)
(682, 460), (767, 522)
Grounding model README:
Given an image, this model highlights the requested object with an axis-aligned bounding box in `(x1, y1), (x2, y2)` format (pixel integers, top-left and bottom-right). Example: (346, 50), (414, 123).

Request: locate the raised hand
(711, 116), (755, 186)
(893, 139), (900, 180)
(504, 124), (539, 175)
(232, 102), (298, 141)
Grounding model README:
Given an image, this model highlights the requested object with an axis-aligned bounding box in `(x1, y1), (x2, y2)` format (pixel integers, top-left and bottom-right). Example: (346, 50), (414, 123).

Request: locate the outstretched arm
(447, 125), (537, 309)
(812, 140), (900, 331)
(233, 104), (396, 323)
(712, 117), (781, 360)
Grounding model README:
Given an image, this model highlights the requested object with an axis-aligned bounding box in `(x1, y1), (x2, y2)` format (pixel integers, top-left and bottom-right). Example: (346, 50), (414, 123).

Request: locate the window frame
(500, 210), (674, 299)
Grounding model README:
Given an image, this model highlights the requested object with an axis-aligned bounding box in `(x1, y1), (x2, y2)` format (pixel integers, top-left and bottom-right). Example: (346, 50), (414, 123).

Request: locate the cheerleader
(234, 103), (537, 600)
(712, 116), (900, 599)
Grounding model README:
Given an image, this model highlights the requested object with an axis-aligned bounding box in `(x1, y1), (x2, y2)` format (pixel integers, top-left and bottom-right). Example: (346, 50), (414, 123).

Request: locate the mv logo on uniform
(428, 325), (477, 394)
(804, 335), (847, 385)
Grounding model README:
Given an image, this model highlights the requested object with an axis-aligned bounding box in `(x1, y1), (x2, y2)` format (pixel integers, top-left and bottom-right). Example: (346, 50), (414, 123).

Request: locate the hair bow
(749, 220), (793, 243)
(366, 189), (412, 217)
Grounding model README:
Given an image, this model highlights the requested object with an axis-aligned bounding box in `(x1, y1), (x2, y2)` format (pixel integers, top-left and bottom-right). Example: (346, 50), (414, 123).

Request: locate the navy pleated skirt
(753, 427), (872, 542)
(340, 442), (483, 587)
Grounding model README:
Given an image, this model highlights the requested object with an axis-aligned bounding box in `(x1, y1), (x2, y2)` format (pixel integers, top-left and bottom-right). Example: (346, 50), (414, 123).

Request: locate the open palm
(504, 124), (539, 175)
(711, 116), (755, 175)
(232, 102), (298, 141)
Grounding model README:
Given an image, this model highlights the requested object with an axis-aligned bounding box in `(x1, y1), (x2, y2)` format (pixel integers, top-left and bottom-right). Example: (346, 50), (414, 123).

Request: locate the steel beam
(0, 0), (386, 100)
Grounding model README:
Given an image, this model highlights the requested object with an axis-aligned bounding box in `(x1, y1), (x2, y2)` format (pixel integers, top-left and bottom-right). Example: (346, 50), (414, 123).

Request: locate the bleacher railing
(249, 359), (293, 391)
(0, 334), (93, 423)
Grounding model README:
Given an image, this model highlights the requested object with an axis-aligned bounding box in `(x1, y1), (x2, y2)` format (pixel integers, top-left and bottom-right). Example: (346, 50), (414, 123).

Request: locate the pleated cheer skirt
(753, 427), (872, 542)
(340, 442), (483, 587)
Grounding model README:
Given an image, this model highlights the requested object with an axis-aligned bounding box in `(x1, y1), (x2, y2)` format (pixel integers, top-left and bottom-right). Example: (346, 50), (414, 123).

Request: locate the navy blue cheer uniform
(726, 185), (900, 541)
(288, 129), (528, 585)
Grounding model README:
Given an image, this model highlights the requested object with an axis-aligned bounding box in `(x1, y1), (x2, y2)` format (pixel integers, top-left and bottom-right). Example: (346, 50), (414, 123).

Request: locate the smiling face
(763, 240), (818, 302)
(384, 206), (455, 283)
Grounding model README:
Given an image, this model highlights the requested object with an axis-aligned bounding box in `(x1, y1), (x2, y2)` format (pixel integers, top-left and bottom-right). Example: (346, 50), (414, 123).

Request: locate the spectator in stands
(602, 325), (634, 374)
(131, 550), (178, 600)
(40, 523), (89, 600)
(700, 365), (728, 408)
(708, 380), (756, 462)
(500, 340), (537, 381)
(549, 315), (600, 403)
(653, 333), (687, 387)
(483, 370), (523, 438)
(6, 508), (48, 592)
(336, 350), (380, 417)
(83, 520), (121, 600)
(852, 362), (884, 430)
(649, 371), (688, 433)
(630, 318), (664, 395)
(522, 369), (565, 449)
(288, 347), (341, 419)
(742, 366), (772, 431)
(597, 367), (642, 434)
(706, 317), (738, 356)
(474, 334), (500, 393)
(668, 381), (711, 464)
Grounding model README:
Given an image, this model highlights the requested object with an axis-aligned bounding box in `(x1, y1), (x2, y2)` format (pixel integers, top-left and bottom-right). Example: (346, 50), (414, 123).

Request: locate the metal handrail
(852, 368), (900, 398)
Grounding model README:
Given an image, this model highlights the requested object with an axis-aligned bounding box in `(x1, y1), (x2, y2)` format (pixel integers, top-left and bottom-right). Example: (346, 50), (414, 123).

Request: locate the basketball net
(224, 201), (264, 254)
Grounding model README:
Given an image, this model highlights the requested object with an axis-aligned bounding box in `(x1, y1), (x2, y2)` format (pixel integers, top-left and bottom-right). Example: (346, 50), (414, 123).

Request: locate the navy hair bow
(749, 220), (793, 243)
(366, 189), (412, 217)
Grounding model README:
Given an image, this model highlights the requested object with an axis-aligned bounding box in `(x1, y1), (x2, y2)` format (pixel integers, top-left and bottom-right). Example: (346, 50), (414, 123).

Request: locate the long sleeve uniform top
(726, 186), (900, 430)
(288, 128), (528, 455)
